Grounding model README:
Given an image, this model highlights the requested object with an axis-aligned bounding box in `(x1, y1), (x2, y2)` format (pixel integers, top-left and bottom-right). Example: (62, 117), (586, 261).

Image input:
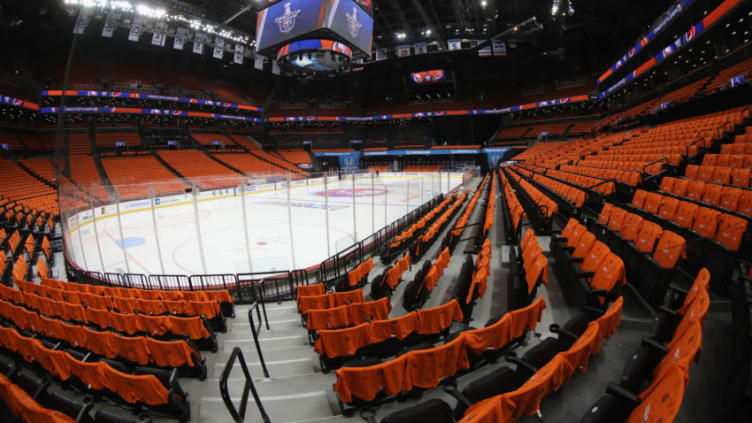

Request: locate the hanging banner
(193, 33), (205, 54)
(73, 9), (91, 34)
(254, 54), (265, 70)
(396, 45), (410, 57)
(174, 27), (189, 50)
(101, 12), (119, 38)
(413, 42), (427, 55)
(213, 37), (225, 59)
(234, 44), (245, 64)
(375, 48), (387, 61)
(484, 148), (511, 168)
(448, 39), (462, 51)
(338, 152), (361, 171)
(151, 22), (168, 47)
(272, 60), (281, 75)
(478, 40), (492, 57)
(492, 39), (507, 56)
(128, 16), (143, 42)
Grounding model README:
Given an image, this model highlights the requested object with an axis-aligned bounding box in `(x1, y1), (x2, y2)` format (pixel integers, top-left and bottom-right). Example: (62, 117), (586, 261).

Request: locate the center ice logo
(315, 188), (388, 198)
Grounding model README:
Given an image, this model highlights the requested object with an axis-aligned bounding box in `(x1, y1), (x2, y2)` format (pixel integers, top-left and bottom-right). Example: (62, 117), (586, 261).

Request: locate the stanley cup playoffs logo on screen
(275, 2), (302, 33)
(345, 6), (362, 37)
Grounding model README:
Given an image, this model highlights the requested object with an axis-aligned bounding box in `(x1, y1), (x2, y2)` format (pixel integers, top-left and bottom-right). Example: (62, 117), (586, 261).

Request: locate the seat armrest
(641, 337), (669, 355)
(606, 382), (641, 407)
(577, 271), (595, 279)
(568, 257), (584, 264)
(550, 325), (579, 344)
(443, 384), (474, 409)
(506, 356), (539, 374)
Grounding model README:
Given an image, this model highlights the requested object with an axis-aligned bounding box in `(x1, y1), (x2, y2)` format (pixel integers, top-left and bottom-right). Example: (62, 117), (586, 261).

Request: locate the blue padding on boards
(115, 237), (145, 249)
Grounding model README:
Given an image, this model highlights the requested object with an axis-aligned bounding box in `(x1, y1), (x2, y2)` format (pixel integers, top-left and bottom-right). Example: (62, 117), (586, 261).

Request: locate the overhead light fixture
(480, 0), (487, 7)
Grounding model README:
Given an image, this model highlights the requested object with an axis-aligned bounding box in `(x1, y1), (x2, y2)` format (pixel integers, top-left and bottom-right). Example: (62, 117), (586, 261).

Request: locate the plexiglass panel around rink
(61, 170), (468, 278)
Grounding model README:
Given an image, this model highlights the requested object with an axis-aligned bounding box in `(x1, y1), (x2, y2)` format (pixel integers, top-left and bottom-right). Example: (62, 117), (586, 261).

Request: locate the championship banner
(101, 12), (119, 38)
(213, 37), (225, 59)
(128, 16), (143, 42)
(375, 48), (387, 61)
(193, 33), (205, 54)
(254, 54), (265, 70)
(396, 45), (410, 57)
(478, 40), (492, 57)
(410, 69), (446, 84)
(73, 9), (91, 34)
(234, 44), (245, 64)
(152, 22), (168, 47)
(414, 42), (427, 55)
(174, 27), (189, 50)
(492, 39), (507, 56)
(448, 39), (462, 51)
(272, 60), (281, 75)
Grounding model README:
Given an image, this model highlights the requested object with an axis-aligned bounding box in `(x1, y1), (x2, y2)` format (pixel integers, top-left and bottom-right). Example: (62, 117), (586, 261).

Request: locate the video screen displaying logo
(256, 0), (373, 55)
(411, 69), (446, 84)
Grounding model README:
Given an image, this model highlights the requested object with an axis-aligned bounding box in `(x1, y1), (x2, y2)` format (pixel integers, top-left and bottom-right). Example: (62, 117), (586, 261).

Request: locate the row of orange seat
(0, 284), (213, 343)
(660, 176), (752, 217)
(543, 168), (616, 196)
(387, 194), (456, 251)
(297, 288), (366, 314)
(17, 279), (222, 319)
(333, 298), (546, 404)
(575, 157), (665, 175)
(559, 164), (641, 187)
(306, 297), (392, 331)
(632, 189), (748, 251)
(40, 277), (233, 307)
(466, 239), (491, 304)
(532, 173), (587, 208)
(685, 164), (751, 188)
(500, 171), (525, 235)
(314, 299), (464, 360)
(345, 258), (375, 288)
(0, 325), (181, 408)
(0, 371), (76, 423)
(702, 153), (752, 169)
(507, 170), (558, 219)
(482, 175), (496, 235)
(452, 175), (489, 238)
(417, 191), (468, 257)
(0, 298), (203, 372)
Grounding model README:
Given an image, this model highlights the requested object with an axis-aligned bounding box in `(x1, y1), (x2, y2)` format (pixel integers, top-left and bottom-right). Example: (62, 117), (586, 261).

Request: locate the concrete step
(223, 331), (310, 352)
(188, 373), (337, 423)
(212, 356), (316, 380)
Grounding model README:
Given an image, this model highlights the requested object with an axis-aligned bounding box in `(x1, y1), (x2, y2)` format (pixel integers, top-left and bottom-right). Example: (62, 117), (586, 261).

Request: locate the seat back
(659, 177), (675, 193)
(625, 366), (686, 423)
(697, 166), (715, 182)
(654, 321), (703, 387)
(416, 299), (463, 335)
(631, 190), (648, 209)
(692, 207), (721, 238)
(594, 296), (623, 345)
(685, 164), (699, 180)
(652, 231), (686, 269)
(739, 190), (752, 217)
(597, 204), (614, 225)
(701, 183), (722, 206)
(715, 214), (748, 251)
(643, 193), (663, 214)
(712, 167), (731, 185)
(503, 355), (574, 420)
(657, 196), (679, 220)
(731, 168), (750, 188)
(567, 224), (588, 248)
(719, 186), (742, 211)
(619, 213), (644, 241)
(634, 221), (663, 253)
(558, 321), (601, 378)
(590, 253), (626, 294)
(671, 178), (689, 196)
(571, 231), (596, 259)
(314, 323), (370, 359)
(580, 241), (610, 273)
(606, 207), (627, 232)
(686, 180), (705, 201)
(677, 268), (710, 315)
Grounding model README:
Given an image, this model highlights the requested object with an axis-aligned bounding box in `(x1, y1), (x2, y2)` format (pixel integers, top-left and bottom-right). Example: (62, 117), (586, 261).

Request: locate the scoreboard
(256, 0), (374, 56)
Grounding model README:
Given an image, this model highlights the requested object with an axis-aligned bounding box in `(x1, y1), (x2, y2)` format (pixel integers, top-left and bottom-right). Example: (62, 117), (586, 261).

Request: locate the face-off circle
(315, 188), (388, 198)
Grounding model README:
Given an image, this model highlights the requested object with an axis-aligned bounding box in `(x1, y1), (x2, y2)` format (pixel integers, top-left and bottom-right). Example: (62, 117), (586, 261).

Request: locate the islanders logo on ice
(275, 2), (301, 33)
(346, 6), (362, 37)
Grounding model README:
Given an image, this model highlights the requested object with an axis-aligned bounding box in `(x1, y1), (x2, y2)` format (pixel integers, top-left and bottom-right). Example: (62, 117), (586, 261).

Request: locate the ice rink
(64, 172), (465, 276)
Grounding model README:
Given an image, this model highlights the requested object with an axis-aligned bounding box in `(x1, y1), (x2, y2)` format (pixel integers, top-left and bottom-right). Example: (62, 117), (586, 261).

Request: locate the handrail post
(219, 347), (271, 423)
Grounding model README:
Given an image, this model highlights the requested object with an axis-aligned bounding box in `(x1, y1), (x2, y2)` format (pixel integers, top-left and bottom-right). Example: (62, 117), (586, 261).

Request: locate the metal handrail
(686, 137), (705, 157)
(219, 347), (271, 423)
(248, 301), (271, 379)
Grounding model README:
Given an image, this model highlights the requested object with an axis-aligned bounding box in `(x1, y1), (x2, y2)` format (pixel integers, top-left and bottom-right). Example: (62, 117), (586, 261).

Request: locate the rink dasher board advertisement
(64, 173), (446, 233)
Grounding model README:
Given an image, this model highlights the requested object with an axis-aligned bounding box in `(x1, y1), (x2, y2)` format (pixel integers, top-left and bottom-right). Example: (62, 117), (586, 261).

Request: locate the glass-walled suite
(60, 171), (467, 279)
